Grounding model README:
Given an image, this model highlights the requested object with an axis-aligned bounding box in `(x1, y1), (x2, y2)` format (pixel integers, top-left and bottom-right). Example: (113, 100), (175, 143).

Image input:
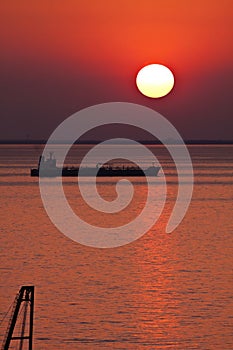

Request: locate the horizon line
(0, 139), (233, 145)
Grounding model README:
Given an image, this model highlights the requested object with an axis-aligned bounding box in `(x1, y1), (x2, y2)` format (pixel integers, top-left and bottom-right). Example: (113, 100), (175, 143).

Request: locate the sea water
(0, 144), (232, 349)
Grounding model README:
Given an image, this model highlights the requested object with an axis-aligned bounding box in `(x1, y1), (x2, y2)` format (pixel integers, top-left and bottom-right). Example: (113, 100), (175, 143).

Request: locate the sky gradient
(1, 1), (233, 140)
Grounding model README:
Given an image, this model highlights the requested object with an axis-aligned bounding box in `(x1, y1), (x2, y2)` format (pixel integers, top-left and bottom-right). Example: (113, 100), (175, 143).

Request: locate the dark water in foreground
(0, 144), (232, 349)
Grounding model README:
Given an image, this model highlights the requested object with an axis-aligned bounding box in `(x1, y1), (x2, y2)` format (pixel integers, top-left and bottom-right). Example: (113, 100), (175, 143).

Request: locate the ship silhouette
(31, 153), (160, 177)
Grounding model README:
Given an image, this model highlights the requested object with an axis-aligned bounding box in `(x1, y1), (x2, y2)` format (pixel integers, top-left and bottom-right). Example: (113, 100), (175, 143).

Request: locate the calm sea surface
(0, 144), (232, 349)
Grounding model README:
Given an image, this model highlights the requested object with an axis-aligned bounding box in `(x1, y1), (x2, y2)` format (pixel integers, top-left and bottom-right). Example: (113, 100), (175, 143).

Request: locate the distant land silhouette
(0, 139), (232, 145)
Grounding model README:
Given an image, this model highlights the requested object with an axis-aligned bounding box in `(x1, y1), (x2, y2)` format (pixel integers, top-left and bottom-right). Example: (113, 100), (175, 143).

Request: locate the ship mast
(1, 286), (34, 350)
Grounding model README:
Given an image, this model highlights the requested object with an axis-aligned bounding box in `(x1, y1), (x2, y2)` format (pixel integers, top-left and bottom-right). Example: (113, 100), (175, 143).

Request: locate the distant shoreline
(0, 140), (233, 145)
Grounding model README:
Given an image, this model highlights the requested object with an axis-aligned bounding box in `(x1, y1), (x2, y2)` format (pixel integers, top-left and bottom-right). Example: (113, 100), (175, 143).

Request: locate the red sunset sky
(1, 1), (233, 140)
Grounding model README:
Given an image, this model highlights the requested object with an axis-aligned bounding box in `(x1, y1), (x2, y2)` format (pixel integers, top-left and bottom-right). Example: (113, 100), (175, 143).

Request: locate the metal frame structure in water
(1, 286), (34, 350)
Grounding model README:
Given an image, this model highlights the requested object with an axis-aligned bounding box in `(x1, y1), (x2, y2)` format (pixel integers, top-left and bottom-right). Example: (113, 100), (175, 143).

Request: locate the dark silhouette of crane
(1, 286), (34, 350)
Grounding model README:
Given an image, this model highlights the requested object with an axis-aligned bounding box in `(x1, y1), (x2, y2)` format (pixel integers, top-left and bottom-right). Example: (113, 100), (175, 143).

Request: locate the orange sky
(1, 1), (233, 140)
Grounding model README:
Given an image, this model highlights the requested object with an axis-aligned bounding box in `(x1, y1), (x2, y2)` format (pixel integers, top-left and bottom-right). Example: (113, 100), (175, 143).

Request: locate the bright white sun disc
(136, 64), (174, 98)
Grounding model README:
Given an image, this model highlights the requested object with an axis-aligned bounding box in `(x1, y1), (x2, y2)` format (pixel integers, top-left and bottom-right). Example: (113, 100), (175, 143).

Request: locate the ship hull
(31, 166), (160, 177)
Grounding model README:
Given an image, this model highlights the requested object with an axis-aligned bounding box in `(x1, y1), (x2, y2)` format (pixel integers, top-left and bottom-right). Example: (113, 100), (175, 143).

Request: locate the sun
(136, 64), (174, 98)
